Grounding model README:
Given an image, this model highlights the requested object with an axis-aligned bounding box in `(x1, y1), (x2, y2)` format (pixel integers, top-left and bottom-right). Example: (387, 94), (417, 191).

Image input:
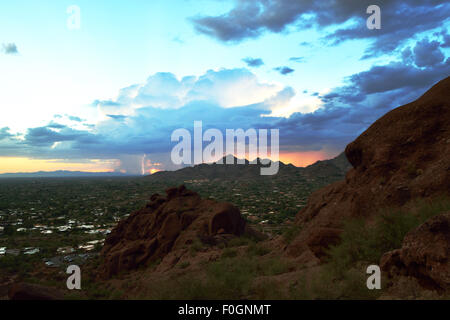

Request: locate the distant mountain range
(0, 171), (134, 178)
(148, 152), (352, 183)
(0, 153), (352, 180)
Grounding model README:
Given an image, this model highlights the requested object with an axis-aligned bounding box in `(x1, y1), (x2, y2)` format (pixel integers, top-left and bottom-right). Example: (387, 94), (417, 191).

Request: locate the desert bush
(221, 247), (238, 258)
(313, 197), (450, 299)
(282, 225), (301, 244)
(260, 258), (290, 276)
(146, 253), (291, 299)
(327, 197), (450, 275)
(189, 239), (203, 256)
(290, 266), (381, 300)
(247, 243), (270, 256)
(227, 236), (253, 247)
(250, 278), (286, 300)
(178, 261), (190, 269)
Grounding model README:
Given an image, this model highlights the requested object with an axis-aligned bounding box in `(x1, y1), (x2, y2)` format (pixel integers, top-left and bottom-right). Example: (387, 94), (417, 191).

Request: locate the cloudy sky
(0, 0), (449, 174)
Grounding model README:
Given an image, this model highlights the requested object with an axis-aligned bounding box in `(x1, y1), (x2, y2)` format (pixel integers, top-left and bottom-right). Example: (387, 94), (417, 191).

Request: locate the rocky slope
(99, 185), (247, 278)
(284, 76), (450, 293)
(287, 77), (450, 258)
(381, 212), (449, 293)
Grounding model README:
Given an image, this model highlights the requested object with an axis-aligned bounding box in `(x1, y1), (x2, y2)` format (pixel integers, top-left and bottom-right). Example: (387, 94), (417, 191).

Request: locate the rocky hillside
(285, 76), (450, 294)
(148, 153), (351, 183)
(99, 185), (248, 278)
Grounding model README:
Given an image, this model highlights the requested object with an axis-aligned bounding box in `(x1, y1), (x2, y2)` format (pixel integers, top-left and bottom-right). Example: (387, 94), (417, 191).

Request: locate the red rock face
(99, 185), (246, 278)
(287, 76), (450, 261)
(381, 212), (450, 292)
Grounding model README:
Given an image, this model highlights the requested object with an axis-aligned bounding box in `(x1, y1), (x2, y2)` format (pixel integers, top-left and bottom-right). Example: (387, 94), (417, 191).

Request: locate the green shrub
(290, 266), (382, 300)
(227, 236), (253, 247)
(189, 239), (203, 256)
(260, 258), (290, 276)
(146, 254), (291, 299)
(221, 247), (238, 258)
(109, 289), (125, 300)
(250, 279), (286, 300)
(179, 261), (190, 269)
(327, 197), (450, 275)
(247, 243), (270, 256)
(282, 225), (301, 244)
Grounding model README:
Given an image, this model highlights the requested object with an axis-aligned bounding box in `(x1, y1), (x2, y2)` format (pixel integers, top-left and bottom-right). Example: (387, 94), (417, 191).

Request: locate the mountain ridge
(148, 152), (352, 182)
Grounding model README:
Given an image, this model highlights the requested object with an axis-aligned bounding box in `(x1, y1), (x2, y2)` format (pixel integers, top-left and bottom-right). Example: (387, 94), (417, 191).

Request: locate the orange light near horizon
(0, 157), (116, 174)
(149, 168), (161, 174)
(222, 150), (336, 167)
(279, 151), (335, 167)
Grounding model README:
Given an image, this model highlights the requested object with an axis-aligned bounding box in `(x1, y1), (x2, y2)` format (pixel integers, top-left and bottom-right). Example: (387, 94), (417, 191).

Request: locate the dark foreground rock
(99, 185), (246, 278)
(8, 283), (64, 300)
(380, 212), (450, 292)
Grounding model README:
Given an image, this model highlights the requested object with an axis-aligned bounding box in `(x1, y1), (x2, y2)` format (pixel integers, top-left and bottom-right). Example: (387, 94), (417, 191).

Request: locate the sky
(0, 0), (449, 174)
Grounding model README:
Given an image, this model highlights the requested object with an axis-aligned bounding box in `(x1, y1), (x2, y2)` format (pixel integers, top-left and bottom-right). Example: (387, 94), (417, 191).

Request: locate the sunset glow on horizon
(1, 1), (447, 174)
(278, 151), (336, 167)
(0, 157), (117, 174)
(0, 150), (337, 174)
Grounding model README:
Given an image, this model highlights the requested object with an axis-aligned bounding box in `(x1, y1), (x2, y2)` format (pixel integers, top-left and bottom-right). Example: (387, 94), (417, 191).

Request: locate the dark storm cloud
(191, 1), (449, 57)
(413, 38), (445, 67)
(242, 57), (264, 67)
(24, 126), (98, 147)
(326, 2), (450, 58)
(325, 58), (450, 105)
(274, 66), (294, 75)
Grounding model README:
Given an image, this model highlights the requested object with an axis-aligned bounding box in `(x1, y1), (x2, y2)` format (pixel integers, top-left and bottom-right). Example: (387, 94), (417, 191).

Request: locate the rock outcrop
(100, 185), (246, 278)
(287, 76), (450, 261)
(380, 212), (450, 292)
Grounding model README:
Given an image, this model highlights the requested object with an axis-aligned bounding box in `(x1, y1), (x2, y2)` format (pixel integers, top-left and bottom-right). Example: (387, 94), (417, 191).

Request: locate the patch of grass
(282, 225), (301, 244)
(65, 292), (86, 300)
(189, 239), (204, 256)
(406, 162), (419, 178)
(290, 266), (381, 300)
(327, 197), (450, 275)
(109, 289), (125, 300)
(146, 258), (162, 270)
(142, 198), (450, 300)
(179, 261), (190, 269)
(260, 258), (290, 276)
(227, 236), (253, 247)
(85, 285), (111, 300)
(221, 247), (238, 258)
(247, 243), (270, 257)
(302, 197), (450, 299)
(250, 279), (286, 300)
(146, 254), (291, 299)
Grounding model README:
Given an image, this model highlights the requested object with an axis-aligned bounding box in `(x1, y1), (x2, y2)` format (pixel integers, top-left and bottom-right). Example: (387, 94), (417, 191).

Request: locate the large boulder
(99, 185), (246, 278)
(380, 212), (450, 292)
(286, 76), (450, 261)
